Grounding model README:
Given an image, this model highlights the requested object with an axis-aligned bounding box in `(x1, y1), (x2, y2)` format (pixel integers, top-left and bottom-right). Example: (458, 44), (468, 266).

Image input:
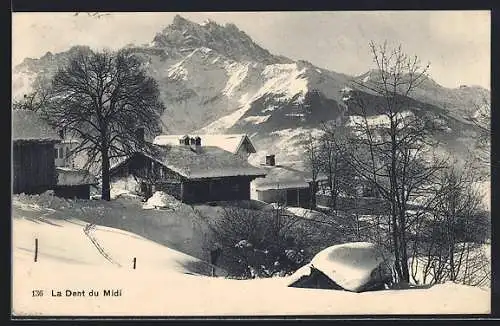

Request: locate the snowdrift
(12, 196), (490, 315)
(143, 191), (180, 210)
(13, 215), (219, 277)
(289, 242), (393, 292)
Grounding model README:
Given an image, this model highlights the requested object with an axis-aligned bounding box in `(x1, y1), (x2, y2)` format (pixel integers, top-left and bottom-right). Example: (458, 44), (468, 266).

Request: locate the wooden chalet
(12, 110), (61, 194)
(251, 155), (328, 209)
(109, 136), (266, 204)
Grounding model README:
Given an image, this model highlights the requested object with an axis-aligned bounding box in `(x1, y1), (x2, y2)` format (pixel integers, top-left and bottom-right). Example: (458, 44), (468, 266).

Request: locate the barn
(251, 155), (328, 209)
(12, 110), (61, 194)
(109, 137), (266, 204)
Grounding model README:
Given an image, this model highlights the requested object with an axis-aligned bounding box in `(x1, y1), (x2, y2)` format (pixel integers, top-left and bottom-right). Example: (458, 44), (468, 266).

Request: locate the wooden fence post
(34, 238), (38, 262)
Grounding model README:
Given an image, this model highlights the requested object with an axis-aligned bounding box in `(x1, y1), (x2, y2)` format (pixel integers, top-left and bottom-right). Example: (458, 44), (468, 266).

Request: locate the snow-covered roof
(111, 145), (266, 180)
(304, 242), (392, 293)
(12, 110), (61, 143)
(56, 167), (97, 186)
(153, 134), (256, 155)
(253, 162), (328, 191)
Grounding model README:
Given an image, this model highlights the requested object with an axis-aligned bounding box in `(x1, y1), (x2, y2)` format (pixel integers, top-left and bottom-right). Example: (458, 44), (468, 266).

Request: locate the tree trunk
(330, 159), (339, 211)
(400, 224), (410, 283)
(310, 181), (317, 209)
(101, 146), (111, 201)
(391, 210), (402, 281)
(328, 176), (335, 209)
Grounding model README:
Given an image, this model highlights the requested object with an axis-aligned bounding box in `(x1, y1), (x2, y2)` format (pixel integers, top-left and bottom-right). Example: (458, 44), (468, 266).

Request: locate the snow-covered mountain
(12, 15), (489, 165)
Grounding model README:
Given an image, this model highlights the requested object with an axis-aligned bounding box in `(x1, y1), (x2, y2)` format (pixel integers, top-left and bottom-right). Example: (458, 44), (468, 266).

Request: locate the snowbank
(14, 257), (490, 316)
(14, 191), (73, 210)
(286, 207), (328, 221)
(110, 175), (141, 199)
(12, 193), (210, 262)
(13, 210), (217, 275)
(142, 191), (180, 210)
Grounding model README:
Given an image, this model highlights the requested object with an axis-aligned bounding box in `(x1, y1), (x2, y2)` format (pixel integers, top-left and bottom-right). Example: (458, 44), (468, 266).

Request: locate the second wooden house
(251, 155), (328, 209)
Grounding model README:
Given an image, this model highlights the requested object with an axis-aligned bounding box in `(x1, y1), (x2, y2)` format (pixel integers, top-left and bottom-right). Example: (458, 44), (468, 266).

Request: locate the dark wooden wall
(296, 188), (312, 208)
(257, 188), (286, 204)
(53, 185), (91, 199)
(180, 176), (253, 204)
(257, 187), (312, 208)
(13, 142), (57, 194)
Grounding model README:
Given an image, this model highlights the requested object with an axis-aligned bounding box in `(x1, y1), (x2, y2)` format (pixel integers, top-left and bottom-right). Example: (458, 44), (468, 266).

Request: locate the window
(55, 147), (66, 159)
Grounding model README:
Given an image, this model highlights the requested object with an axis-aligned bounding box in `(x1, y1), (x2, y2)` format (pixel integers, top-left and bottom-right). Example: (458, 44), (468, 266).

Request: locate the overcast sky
(12, 11), (490, 89)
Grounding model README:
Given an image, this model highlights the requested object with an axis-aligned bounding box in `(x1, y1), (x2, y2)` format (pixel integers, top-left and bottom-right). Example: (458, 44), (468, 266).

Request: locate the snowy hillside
(12, 194), (490, 316)
(12, 15), (489, 166)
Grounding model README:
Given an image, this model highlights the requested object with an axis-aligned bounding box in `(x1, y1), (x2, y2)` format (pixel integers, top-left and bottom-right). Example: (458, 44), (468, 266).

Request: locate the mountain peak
(152, 16), (286, 64)
(356, 68), (447, 90)
(172, 14), (190, 25)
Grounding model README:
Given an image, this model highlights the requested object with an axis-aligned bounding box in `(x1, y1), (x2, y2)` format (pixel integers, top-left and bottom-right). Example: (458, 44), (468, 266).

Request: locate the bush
(206, 205), (343, 279)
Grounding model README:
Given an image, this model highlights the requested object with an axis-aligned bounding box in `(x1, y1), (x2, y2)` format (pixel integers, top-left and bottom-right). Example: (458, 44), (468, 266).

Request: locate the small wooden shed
(53, 167), (98, 199)
(12, 110), (61, 194)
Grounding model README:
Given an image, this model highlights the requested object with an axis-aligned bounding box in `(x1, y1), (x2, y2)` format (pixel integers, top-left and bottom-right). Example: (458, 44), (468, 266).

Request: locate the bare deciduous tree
(409, 163), (490, 286)
(322, 41), (448, 283)
(466, 94), (490, 168)
(40, 48), (165, 200)
(315, 124), (358, 211)
(12, 76), (52, 112)
(303, 132), (322, 209)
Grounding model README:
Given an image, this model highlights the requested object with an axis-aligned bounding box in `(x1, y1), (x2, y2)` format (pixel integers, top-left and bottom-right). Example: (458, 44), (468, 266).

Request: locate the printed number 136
(32, 290), (43, 297)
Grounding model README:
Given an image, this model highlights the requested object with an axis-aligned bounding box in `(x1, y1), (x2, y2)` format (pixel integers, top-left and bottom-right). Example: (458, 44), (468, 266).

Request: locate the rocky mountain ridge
(12, 15), (489, 165)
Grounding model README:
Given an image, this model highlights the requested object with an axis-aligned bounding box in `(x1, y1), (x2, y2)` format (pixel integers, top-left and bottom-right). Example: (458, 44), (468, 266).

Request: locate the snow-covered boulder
(110, 175), (141, 199)
(142, 191), (180, 210)
(288, 242), (393, 293)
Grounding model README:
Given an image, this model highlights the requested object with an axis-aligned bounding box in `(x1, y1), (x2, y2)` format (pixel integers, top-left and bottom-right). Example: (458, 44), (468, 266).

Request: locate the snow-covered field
(12, 194), (490, 316)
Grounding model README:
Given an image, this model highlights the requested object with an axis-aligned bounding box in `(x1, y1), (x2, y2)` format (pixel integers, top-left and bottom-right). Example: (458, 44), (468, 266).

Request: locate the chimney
(195, 136), (201, 152)
(189, 136), (202, 153)
(179, 135), (190, 145)
(265, 154), (276, 166)
(135, 127), (145, 148)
